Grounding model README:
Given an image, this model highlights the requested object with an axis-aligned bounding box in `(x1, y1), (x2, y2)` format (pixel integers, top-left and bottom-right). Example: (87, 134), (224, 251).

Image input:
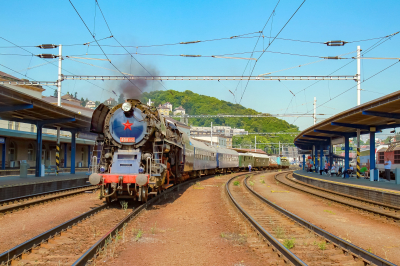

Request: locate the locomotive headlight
(121, 102), (132, 112)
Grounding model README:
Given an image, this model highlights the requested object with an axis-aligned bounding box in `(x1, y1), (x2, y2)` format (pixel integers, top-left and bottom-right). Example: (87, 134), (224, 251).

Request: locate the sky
(1, 0), (399, 131)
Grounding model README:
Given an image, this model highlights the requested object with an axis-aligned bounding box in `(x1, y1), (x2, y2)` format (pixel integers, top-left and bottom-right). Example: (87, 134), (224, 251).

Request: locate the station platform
(293, 170), (400, 193)
(0, 172), (89, 188)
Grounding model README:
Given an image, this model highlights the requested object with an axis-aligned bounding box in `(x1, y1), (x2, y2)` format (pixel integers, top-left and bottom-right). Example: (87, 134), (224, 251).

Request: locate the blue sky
(1, 0), (399, 131)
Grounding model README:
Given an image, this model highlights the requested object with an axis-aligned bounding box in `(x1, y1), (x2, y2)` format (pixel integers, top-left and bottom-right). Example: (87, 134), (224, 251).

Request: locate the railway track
(0, 185), (96, 215)
(226, 173), (395, 266)
(0, 172), (238, 266)
(276, 173), (400, 224)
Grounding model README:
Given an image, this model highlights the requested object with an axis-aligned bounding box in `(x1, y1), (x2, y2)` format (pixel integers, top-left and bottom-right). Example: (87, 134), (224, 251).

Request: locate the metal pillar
(313, 97), (317, 125)
(320, 145), (323, 174)
(35, 124), (43, 177)
(1, 138), (6, 170)
(302, 154), (305, 170)
(357, 46), (361, 105)
(56, 45), (62, 174)
(87, 145), (91, 167)
(312, 145), (315, 171)
(329, 140), (333, 169)
(64, 143), (67, 168)
(315, 148), (318, 173)
(210, 122), (213, 146)
(71, 131), (76, 174)
(370, 131), (376, 180)
(344, 136), (350, 177)
(56, 128), (60, 174)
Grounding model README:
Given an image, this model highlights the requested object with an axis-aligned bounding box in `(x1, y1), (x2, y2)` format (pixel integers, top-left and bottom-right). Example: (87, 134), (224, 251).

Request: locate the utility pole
(210, 122), (213, 146)
(356, 45), (362, 179)
(313, 97), (317, 125)
(56, 44), (62, 175)
(255, 136), (256, 152)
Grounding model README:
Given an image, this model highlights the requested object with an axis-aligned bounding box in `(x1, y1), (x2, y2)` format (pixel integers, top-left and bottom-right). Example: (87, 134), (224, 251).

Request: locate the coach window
(395, 150), (400, 164)
(378, 152), (384, 164)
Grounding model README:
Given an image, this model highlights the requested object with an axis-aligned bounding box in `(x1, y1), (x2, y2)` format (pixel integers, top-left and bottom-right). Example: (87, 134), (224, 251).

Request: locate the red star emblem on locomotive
(122, 120), (133, 130)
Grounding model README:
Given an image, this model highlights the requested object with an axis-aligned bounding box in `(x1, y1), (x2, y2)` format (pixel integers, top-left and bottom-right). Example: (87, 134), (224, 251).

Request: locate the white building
(85, 100), (96, 109)
(192, 135), (228, 148)
(164, 102), (173, 112)
(173, 106), (185, 116)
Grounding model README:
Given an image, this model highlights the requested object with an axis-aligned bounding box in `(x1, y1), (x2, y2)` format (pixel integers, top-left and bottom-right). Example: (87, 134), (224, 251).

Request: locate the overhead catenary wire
(68, 0), (143, 93)
(292, 34), (396, 113)
(233, 0), (282, 101)
(94, 0), (169, 92)
(0, 62), (69, 98)
(239, 0), (307, 104)
(0, 36), (116, 99)
(1, 32), (396, 49)
(291, 60), (400, 125)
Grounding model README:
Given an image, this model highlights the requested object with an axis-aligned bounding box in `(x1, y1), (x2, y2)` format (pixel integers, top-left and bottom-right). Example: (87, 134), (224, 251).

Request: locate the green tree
(74, 92), (77, 99)
(53, 90), (57, 97)
(141, 89), (299, 146)
(95, 101), (101, 107)
(118, 93), (125, 104)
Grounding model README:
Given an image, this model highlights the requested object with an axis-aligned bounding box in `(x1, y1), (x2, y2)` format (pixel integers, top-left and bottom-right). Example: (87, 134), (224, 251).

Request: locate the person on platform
(360, 166), (368, 179)
(248, 163), (252, 172)
(384, 158), (392, 182)
(324, 161), (329, 175)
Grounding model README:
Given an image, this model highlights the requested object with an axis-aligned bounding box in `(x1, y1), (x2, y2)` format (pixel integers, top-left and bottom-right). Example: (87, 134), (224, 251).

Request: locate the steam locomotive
(88, 99), (273, 202)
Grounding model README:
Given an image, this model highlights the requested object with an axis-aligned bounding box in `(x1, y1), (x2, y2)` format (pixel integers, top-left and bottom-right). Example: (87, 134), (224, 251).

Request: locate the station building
(0, 71), (95, 171)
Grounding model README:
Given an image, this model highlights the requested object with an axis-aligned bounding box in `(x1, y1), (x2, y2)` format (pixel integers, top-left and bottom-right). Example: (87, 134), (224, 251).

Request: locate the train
(88, 99), (284, 202)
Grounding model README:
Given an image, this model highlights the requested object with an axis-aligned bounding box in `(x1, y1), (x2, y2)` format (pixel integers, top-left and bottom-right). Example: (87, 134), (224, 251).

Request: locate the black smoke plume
(117, 62), (161, 100)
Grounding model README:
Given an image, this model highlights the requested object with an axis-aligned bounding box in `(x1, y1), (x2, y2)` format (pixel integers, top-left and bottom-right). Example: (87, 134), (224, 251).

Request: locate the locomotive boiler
(89, 99), (186, 202)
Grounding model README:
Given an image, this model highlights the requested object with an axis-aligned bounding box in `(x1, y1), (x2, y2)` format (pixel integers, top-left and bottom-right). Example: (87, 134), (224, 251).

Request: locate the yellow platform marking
(295, 172), (400, 195)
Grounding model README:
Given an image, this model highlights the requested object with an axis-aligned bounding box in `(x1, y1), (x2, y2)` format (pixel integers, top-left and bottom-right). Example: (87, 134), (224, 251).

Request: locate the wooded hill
(140, 90), (299, 151)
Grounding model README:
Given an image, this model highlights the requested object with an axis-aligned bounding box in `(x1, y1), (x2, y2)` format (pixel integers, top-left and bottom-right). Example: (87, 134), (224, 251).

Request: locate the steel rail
(0, 185), (96, 214)
(280, 173), (400, 221)
(247, 172), (395, 266)
(0, 184), (94, 205)
(0, 203), (108, 265)
(226, 174), (307, 266)
(72, 172), (236, 266)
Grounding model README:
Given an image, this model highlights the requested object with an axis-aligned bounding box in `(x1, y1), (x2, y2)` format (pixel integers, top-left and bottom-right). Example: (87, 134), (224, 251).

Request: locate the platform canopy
(294, 90), (400, 149)
(0, 84), (91, 131)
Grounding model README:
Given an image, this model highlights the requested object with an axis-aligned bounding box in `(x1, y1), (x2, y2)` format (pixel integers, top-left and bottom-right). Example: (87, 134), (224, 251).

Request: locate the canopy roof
(295, 90), (400, 149)
(0, 84), (91, 132)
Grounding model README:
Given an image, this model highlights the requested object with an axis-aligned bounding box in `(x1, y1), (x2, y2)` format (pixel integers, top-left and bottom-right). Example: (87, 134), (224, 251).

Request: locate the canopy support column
(344, 136), (350, 178)
(70, 131), (76, 174)
(35, 124), (43, 177)
(302, 154), (305, 171)
(370, 131), (377, 181)
(88, 145), (91, 168)
(64, 143), (67, 168)
(1, 138), (6, 170)
(319, 145), (323, 174)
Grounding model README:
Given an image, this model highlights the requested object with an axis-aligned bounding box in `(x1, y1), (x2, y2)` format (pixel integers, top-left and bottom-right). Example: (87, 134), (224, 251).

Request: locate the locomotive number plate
(120, 137), (135, 142)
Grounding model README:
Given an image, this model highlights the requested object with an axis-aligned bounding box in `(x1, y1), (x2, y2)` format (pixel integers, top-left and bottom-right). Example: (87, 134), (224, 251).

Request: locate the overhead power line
(94, 0), (169, 91)
(62, 75), (356, 81)
(239, 0), (306, 104)
(0, 36), (115, 98)
(68, 0), (143, 93)
(0, 32), (397, 49)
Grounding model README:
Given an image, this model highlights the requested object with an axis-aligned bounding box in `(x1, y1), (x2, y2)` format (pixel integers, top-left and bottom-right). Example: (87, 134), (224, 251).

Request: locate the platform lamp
(36, 44), (62, 174)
